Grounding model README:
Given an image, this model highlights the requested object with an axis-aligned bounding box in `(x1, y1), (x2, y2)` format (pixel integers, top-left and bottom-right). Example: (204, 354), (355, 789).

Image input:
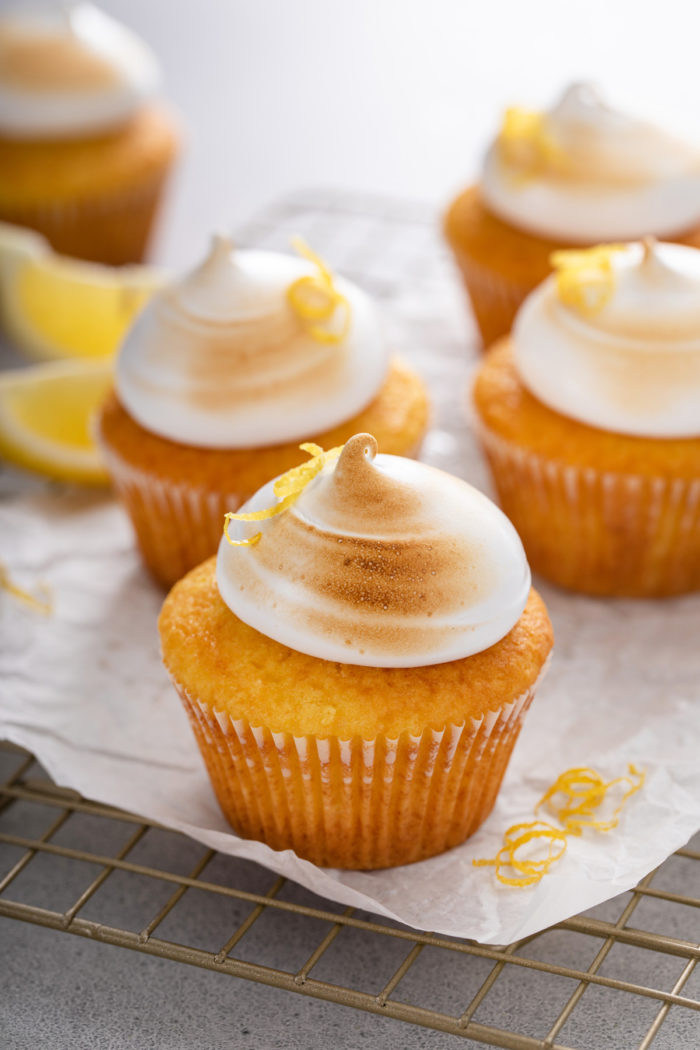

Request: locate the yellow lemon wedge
(0, 359), (112, 485)
(0, 222), (164, 361)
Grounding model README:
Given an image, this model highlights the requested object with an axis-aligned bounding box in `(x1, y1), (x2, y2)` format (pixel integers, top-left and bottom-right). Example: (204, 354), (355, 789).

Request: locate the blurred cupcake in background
(0, 3), (180, 264)
(473, 238), (700, 597)
(98, 236), (430, 586)
(445, 83), (700, 347)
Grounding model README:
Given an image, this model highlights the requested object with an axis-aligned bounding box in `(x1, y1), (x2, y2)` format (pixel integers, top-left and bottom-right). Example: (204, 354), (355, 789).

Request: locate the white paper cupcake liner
(174, 676), (541, 870)
(1, 168), (171, 265)
(452, 250), (538, 348)
(100, 448), (245, 587)
(478, 423), (700, 596)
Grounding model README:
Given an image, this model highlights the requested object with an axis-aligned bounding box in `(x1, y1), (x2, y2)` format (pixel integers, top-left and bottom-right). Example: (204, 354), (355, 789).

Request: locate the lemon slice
(0, 359), (112, 484)
(0, 222), (164, 361)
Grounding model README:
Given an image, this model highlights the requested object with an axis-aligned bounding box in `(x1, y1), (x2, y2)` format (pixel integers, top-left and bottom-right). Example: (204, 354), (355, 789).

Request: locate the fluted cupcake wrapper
(172, 677), (539, 870)
(100, 448), (244, 587)
(478, 423), (700, 597)
(0, 167), (171, 266)
(451, 249), (539, 349)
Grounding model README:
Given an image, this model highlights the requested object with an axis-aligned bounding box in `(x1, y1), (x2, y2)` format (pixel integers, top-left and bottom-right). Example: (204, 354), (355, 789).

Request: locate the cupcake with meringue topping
(445, 82), (700, 347)
(0, 3), (179, 264)
(158, 434), (553, 869)
(98, 237), (429, 586)
(473, 239), (700, 597)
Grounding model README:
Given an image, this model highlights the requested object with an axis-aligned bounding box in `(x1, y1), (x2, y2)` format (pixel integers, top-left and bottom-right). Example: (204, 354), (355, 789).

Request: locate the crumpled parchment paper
(2, 482), (699, 944)
(1, 247), (699, 944)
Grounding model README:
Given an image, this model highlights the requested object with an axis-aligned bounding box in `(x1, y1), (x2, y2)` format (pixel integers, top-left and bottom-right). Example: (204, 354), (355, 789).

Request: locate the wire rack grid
(1, 191), (700, 1050)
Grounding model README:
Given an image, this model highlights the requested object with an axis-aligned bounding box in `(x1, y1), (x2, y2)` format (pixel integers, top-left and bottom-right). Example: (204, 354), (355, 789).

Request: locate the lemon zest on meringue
(0, 562), (52, 615)
(287, 238), (351, 345)
(551, 244), (627, 315)
(474, 763), (645, 887)
(222, 527), (262, 548)
(223, 443), (344, 547)
(498, 107), (566, 177)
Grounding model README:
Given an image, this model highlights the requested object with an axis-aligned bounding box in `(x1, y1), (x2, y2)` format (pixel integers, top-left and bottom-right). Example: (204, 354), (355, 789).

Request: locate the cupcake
(445, 82), (700, 347)
(159, 434), (553, 869)
(473, 239), (700, 597)
(0, 3), (179, 265)
(98, 237), (430, 587)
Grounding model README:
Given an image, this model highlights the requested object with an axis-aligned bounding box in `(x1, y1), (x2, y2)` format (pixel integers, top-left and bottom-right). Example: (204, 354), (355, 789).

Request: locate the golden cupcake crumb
(159, 559), (552, 739)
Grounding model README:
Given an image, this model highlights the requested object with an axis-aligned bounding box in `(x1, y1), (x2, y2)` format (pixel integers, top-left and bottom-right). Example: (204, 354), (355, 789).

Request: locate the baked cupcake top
(481, 82), (700, 242)
(513, 239), (700, 438)
(0, 3), (160, 139)
(116, 236), (390, 448)
(217, 433), (531, 667)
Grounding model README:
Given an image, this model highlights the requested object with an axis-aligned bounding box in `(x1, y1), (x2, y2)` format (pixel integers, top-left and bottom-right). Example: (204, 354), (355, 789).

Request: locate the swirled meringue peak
(0, 4), (161, 138)
(217, 434), (531, 667)
(481, 82), (700, 241)
(116, 236), (390, 448)
(514, 239), (700, 437)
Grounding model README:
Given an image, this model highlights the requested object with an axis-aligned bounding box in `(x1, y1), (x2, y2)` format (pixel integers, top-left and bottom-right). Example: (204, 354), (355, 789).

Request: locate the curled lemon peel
(223, 442), (344, 548)
(551, 244), (627, 315)
(287, 237), (351, 345)
(473, 822), (569, 887)
(537, 764), (645, 835)
(474, 764), (645, 887)
(498, 107), (567, 179)
(0, 563), (51, 615)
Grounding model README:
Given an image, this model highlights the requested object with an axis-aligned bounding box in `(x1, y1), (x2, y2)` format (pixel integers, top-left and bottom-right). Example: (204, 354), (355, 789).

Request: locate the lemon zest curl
(551, 244), (627, 315)
(0, 562), (51, 615)
(223, 442), (344, 548)
(287, 237), (351, 345)
(498, 107), (567, 178)
(473, 821), (568, 887)
(537, 764), (645, 835)
(474, 764), (645, 888)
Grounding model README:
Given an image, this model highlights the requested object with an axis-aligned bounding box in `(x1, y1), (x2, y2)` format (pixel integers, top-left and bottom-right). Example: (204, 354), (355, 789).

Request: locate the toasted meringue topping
(514, 240), (700, 437)
(482, 82), (700, 241)
(0, 4), (160, 138)
(116, 237), (389, 449)
(217, 434), (531, 667)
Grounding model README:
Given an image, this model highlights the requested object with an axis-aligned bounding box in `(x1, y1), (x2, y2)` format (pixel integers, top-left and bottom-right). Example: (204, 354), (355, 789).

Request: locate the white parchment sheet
(1, 254), (699, 944)
(1, 483), (699, 945)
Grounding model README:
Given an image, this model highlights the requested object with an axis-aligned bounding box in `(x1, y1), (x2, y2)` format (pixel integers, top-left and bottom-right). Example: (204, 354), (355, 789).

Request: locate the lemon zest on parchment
(498, 107), (567, 179)
(223, 442), (344, 548)
(551, 244), (627, 315)
(474, 764), (645, 887)
(0, 562), (51, 615)
(287, 237), (351, 345)
(473, 821), (569, 888)
(537, 764), (645, 835)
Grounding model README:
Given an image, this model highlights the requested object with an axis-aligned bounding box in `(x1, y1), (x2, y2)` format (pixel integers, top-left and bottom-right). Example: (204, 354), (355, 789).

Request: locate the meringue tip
(208, 233), (235, 259)
(338, 432), (378, 463)
(641, 235), (657, 264)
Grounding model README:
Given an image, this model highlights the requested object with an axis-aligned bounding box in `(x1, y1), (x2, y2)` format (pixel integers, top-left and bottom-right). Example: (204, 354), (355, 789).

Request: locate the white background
(81, 0), (700, 264)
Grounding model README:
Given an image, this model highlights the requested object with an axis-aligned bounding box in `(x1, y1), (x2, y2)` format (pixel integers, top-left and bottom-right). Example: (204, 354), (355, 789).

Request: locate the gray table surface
(2, 799), (699, 1050)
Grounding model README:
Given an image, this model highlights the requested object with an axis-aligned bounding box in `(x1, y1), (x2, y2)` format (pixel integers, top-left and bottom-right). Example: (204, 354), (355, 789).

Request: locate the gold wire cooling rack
(1, 741), (699, 1050)
(1, 192), (700, 1049)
